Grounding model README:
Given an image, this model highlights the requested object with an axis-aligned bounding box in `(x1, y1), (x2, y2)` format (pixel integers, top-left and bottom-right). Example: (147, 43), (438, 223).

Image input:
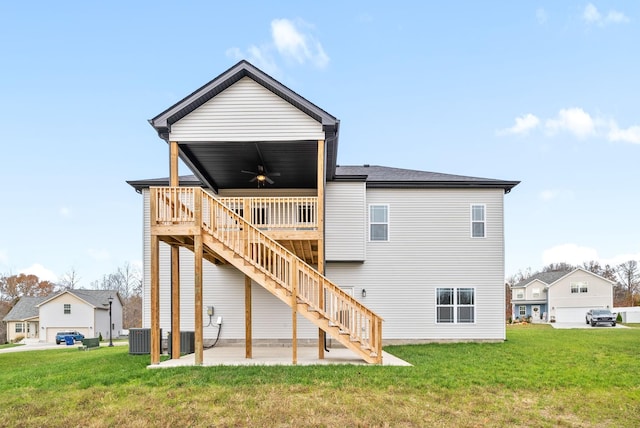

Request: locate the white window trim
(515, 289), (524, 299)
(368, 204), (389, 242)
(435, 287), (476, 324)
(470, 204), (486, 238)
(571, 281), (588, 294)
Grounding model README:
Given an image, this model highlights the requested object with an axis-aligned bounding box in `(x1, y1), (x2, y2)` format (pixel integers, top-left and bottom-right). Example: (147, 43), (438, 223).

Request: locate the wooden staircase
(151, 187), (383, 364)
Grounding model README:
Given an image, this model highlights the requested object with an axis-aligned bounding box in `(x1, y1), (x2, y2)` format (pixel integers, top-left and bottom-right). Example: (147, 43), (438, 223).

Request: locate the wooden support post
(171, 245), (180, 360)
(150, 235), (160, 365)
(245, 275), (252, 359)
(169, 141), (180, 360)
(291, 259), (298, 365)
(194, 188), (203, 365)
(317, 139), (326, 360)
(170, 141), (179, 187)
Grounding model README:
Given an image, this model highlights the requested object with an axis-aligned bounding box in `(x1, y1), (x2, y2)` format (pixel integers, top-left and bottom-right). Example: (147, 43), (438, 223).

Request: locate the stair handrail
(152, 186), (383, 358)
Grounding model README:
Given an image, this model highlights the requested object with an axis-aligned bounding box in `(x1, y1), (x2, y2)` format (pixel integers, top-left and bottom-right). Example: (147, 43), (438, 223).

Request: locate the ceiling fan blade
(265, 176), (275, 184)
(241, 170), (257, 175)
(249, 176), (257, 183)
(269, 172), (281, 177)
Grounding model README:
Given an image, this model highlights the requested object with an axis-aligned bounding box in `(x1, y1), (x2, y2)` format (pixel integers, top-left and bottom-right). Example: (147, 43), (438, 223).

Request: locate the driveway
(551, 322), (627, 329)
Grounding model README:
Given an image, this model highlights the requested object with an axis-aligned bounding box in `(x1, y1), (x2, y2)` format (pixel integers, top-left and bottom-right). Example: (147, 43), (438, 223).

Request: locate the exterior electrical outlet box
(216, 316), (223, 325)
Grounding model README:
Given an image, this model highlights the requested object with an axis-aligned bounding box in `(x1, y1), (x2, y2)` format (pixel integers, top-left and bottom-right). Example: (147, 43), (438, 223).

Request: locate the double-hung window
(471, 204), (486, 238)
(369, 205), (389, 241)
(64, 304), (71, 314)
(571, 282), (588, 293)
(436, 287), (475, 323)
(15, 323), (24, 333)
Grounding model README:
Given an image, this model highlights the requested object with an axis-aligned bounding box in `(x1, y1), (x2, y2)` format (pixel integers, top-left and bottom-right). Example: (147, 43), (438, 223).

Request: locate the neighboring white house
(127, 59), (519, 362)
(511, 268), (614, 323)
(2, 290), (123, 343)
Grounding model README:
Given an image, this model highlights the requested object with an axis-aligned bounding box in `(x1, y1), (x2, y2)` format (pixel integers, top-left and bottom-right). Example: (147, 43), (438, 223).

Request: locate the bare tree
(90, 262), (142, 328)
(616, 260), (640, 307)
(59, 267), (81, 290)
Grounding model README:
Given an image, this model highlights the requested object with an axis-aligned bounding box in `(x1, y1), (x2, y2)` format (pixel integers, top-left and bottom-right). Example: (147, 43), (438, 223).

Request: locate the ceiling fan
(241, 164), (280, 186)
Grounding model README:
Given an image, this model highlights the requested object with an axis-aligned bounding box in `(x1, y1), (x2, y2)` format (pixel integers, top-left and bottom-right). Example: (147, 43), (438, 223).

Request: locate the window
(515, 290), (524, 299)
(64, 304), (71, 314)
(436, 287), (475, 323)
(519, 306), (526, 317)
(369, 205), (389, 241)
(15, 323), (24, 333)
(571, 282), (588, 294)
(471, 204), (485, 238)
(532, 288), (540, 298)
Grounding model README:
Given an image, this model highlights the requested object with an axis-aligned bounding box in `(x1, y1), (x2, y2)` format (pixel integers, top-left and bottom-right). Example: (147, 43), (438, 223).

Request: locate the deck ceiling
(180, 141), (318, 191)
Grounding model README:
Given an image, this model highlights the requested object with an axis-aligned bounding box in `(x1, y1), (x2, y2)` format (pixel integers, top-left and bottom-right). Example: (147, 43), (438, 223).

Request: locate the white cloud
(536, 8), (548, 25)
(19, 263), (58, 282)
(496, 113), (540, 136)
(542, 245), (640, 268)
(271, 18), (329, 68)
(226, 18), (329, 75)
(607, 121), (640, 144)
(59, 206), (71, 218)
(545, 108), (595, 138)
(583, 3), (629, 26)
(88, 248), (111, 262)
(542, 244), (600, 266)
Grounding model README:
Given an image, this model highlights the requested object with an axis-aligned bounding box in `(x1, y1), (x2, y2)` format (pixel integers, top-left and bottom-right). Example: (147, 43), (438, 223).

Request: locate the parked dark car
(585, 309), (616, 327)
(55, 330), (85, 344)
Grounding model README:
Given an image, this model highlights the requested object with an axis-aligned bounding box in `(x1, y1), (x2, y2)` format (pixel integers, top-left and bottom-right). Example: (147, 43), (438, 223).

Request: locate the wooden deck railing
(218, 196), (318, 230)
(151, 187), (382, 361)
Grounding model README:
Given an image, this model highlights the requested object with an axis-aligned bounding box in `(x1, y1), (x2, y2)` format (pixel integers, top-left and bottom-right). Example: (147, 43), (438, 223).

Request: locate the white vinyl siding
(169, 77), (325, 142)
(326, 188), (506, 341)
(141, 187), (506, 341)
(325, 182), (366, 261)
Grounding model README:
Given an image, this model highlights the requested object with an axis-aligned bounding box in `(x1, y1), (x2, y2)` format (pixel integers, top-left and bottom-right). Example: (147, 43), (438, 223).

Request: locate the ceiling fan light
(256, 174), (267, 182)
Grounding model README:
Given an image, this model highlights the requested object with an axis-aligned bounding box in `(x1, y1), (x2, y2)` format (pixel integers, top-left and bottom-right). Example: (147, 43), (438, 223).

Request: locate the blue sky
(1, 1), (638, 286)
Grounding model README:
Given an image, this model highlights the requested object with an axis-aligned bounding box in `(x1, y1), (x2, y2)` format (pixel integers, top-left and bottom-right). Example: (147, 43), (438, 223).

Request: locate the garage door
(45, 328), (90, 343)
(554, 307), (593, 323)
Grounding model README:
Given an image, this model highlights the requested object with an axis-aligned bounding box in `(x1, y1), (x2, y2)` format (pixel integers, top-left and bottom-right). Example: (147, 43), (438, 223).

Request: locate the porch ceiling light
(256, 174), (267, 182)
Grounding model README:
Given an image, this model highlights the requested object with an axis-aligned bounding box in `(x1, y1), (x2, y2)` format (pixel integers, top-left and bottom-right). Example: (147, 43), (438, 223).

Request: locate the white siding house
(512, 268), (614, 323)
(128, 61), (518, 355)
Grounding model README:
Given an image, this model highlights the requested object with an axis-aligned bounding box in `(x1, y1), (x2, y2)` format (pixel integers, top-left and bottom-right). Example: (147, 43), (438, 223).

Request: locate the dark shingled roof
(128, 166), (519, 193)
(512, 271), (571, 288)
(37, 289), (121, 308)
(335, 165), (519, 192)
(3, 296), (47, 321)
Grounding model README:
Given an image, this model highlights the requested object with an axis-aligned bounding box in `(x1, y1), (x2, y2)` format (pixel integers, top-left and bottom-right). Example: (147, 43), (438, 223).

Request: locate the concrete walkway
(149, 346), (412, 368)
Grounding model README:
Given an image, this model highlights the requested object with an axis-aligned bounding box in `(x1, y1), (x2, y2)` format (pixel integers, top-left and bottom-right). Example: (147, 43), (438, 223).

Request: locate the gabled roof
(36, 289), (122, 309)
(546, 267), (616, 288)
(512, 271), (570, 288)
(150, 60), (339, 139)
(513, 268), (616, 289)
(2, 296), (47, 321)
(147, 60), (341, 191)
(335, 165), (519, 192)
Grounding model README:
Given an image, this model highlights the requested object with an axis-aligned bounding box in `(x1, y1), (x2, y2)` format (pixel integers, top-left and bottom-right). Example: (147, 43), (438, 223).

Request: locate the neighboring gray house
(3, 296), (46, 343)
(2, 290), (123, 343)
(127, 60), (519, 364)
(511, 268), (614, 323)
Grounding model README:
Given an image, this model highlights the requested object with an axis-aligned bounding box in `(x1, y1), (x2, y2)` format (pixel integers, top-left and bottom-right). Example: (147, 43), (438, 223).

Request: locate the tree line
(0, 263), (142, 343)
(506, 259), (640, 308)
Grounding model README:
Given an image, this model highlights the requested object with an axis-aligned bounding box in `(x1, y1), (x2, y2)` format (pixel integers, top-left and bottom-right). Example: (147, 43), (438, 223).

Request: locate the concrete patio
(148, 346), (412, 368)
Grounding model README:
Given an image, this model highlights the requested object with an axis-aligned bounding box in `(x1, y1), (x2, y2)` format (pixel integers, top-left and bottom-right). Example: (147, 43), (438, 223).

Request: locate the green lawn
(0, 325), (638, 427)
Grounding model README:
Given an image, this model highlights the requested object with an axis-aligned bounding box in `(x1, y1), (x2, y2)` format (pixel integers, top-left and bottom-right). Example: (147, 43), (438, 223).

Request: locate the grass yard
(0, 325), (638, 427)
